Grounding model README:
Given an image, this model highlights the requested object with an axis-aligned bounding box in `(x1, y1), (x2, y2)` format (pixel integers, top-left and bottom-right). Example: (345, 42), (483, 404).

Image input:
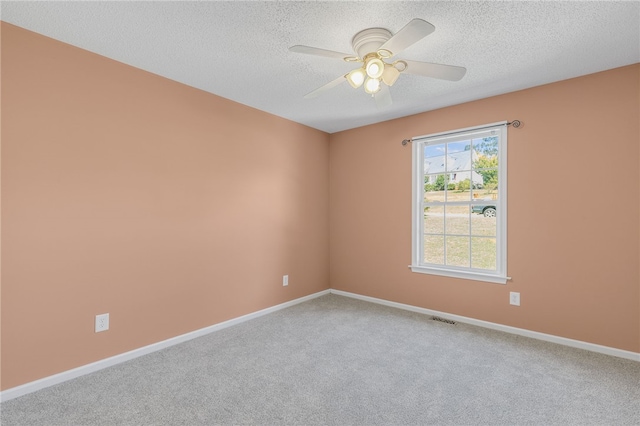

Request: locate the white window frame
(411, 121), (508, 284)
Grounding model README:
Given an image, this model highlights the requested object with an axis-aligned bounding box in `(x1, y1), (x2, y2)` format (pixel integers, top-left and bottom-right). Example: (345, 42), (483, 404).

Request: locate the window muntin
(411, 123), (507, 284)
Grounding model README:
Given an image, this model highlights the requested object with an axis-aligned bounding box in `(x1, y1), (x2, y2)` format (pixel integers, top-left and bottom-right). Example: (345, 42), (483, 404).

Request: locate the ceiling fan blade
(403, 60), (467, 81)
(375, 84), (393, 108)
(304, 74), (347, 98)
(379, 19), (435, 57)
(289, 45), (354, 60)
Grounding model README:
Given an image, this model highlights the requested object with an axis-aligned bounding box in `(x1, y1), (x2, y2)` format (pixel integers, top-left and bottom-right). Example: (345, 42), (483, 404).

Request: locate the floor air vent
(431, 316), (456, 325)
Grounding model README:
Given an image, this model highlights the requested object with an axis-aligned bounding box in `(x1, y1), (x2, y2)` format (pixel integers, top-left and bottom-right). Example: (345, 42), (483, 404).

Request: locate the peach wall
(1, 23), (329, 390)
(2, 21), (638, 393)
(330, 64), (640, 352)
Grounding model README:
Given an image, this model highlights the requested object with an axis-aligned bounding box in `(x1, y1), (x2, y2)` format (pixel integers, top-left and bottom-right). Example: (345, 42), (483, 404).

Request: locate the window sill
(410, 265), (509, 284)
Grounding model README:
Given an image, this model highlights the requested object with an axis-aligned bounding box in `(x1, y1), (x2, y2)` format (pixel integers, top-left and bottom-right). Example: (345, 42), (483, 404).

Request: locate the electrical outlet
(509, 292), (520, 306)
(95, 313), (109, 332)
(283, 275), (289, 287)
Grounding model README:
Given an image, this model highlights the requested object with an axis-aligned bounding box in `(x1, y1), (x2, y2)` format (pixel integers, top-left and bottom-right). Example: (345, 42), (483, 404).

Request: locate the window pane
(446, 141), (470, 172)
(472, 136), (498, 194)
(469, 170), (485, 195)
(445, 207), (469, 236)
(424, 173), (446, 202)
(471, 171), (498, 205)
(424, 235), (444, 265)
(446, 236), (470, 267)
(472, 185), (489, 201)
(471, 237), (496, 270)
(424, 205), (444, 234)
(490, 173), (499, 201)
(447, 183), (471, 202)
(470, 205), (497, 236)
(472, 137), (498, 165)
(424, 143), (446, 175)
(446, 141), (472, 201)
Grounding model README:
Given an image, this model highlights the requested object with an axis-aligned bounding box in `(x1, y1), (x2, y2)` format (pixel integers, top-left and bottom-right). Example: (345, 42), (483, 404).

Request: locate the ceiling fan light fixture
(347, 68), (366, 88)
(382, 65), (400, 86)
(377, 49), (393, 59)
(364, 77), (381, 94)
(393, 60), (408, 72)
(365, 57), (384, 79)
(289, 18), (465, 106)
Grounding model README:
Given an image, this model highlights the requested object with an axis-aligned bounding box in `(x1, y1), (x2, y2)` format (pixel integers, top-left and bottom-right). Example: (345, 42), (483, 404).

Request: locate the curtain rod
(401, 120), (522, 146)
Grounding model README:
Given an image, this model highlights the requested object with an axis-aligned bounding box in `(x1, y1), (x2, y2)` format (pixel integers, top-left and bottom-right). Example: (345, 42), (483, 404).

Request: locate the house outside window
(411, 122), (508, 284)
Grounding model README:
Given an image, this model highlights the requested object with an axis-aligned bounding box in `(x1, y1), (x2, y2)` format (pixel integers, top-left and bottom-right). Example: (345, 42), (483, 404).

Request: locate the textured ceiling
(2, 1), (639, 133)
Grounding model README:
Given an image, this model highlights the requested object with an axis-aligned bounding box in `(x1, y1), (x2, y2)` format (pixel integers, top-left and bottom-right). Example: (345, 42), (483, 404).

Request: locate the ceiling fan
(289, 18), (466, 108)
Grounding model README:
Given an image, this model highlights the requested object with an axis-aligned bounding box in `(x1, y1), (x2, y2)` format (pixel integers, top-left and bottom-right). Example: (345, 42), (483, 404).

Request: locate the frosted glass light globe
(364, 77), (381, 94)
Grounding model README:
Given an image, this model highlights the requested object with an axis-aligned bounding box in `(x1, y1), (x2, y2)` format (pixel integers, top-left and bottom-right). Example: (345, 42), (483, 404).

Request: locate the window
(411, 122), (508, 284)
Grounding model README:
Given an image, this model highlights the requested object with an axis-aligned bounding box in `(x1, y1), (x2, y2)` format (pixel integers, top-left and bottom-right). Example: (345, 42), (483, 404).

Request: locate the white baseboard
(3, 287), (636, 402)
(0, 289), (331, 403)
(330, 289), (640, 362)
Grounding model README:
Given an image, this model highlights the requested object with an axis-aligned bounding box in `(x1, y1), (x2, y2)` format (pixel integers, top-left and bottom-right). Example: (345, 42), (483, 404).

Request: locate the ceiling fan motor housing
(351, 28), (392, 58)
